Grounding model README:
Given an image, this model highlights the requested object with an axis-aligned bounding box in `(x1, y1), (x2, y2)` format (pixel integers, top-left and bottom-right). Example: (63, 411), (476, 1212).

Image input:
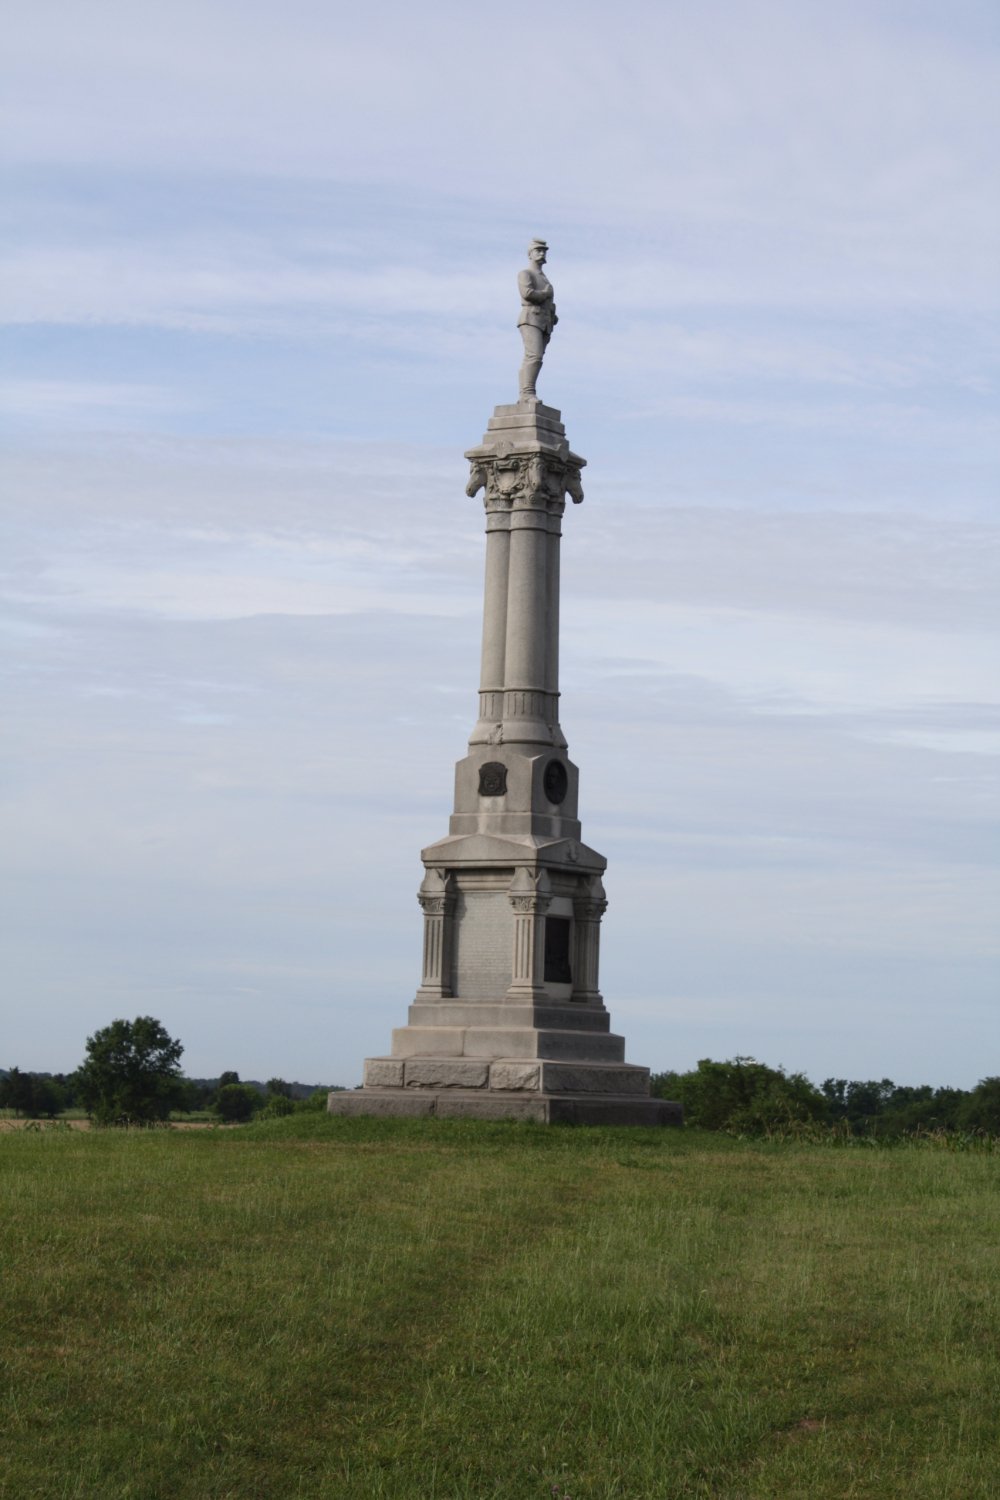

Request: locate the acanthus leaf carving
(470, 451), (584, 508)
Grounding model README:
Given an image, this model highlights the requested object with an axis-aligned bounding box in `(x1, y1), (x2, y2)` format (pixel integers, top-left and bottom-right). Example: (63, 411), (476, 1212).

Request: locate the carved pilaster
(506, 867), (551, 1000)
(571, 877), (608, 1004)
(415, 869), (456, 999)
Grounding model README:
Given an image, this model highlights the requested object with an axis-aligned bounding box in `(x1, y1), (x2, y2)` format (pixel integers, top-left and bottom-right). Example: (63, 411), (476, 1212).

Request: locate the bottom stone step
(328, 1087), (682, 1127)
(364, 1055), (651, 1095)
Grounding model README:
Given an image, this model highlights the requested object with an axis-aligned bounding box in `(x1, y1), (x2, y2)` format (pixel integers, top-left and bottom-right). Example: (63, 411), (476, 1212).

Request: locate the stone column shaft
(544, 520), (561, 697)
(504, 507), (549, 694)
(471, 505), (510, 740)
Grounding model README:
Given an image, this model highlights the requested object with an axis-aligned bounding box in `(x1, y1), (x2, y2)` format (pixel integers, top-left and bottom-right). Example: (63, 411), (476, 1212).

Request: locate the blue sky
(2, 0), (998, 1088)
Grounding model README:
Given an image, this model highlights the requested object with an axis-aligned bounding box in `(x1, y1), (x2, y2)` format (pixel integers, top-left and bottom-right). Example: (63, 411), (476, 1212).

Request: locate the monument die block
(329, 243), (680, 1127)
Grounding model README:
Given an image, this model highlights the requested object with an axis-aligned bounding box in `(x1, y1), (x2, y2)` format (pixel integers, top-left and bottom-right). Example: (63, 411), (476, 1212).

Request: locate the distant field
(2, 1117), (997, 1499)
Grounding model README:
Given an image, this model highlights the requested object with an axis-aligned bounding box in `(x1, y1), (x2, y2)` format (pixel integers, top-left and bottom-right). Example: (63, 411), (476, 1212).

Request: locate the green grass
(2, 1117), (998, 1499)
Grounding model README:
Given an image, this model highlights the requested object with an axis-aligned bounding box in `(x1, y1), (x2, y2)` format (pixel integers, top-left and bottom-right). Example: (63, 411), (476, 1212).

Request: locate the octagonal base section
(327, 1086), (682, 1127)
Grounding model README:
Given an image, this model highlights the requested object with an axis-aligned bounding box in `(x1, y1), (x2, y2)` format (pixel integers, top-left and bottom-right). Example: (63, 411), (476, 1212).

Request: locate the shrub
(258, 1093), (295, 1119)
(296, 1088), (335, 1112)
(651, 1057), (826, 1133)
(958, 1077), (1000, 1134)
(215, 1083), (262, 1123)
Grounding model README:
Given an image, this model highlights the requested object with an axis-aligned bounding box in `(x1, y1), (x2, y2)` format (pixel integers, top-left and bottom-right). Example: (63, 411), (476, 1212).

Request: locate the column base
(328, 1086), (681, 1127)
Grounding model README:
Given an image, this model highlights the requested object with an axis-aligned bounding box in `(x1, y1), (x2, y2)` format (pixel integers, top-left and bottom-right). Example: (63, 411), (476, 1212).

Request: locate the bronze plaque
(478, 761), (508, 797)
(542, 759), (568, 805)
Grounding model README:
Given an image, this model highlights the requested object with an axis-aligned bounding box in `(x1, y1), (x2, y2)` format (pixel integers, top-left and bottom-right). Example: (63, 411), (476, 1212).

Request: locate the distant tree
(880, 1084), (964, 1135)
(1, 1067), (36, 1118)
(819, 1078), (972, 1136)
(651, 1057), (826, 1133)
(259, 1092), (295, 1119)
(171, 1077), (201, 1115)
(215, 1083), (261, 1123)
(958, 1077), (1000, 1134)
(31, 1076), (67, 1118)
(299, 1087), (337, 1111)
(821, 1077), (898, 1133)
(74, 1017), (185, 1125)
(265, 1077), (293, 1099)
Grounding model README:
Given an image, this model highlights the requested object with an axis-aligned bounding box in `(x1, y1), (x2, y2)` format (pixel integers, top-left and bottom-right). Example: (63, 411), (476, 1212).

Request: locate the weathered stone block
(490, 1062), (541, 1091)
(391, 1027), (464, 1058)
(404, 1059), (489, 1089)
(327, 1090), (436, 1118)
(363, 1059), (404, 1088)
(435, 1092), (548, 1121)
(539, 1062), (650, 1095)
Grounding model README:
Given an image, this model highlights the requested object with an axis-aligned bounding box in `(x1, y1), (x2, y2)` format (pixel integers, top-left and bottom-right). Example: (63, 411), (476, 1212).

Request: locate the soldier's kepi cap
(528, 237), (549, 251)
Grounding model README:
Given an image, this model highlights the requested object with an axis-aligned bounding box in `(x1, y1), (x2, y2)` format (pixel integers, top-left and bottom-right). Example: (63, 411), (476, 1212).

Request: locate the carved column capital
(418, 895), (452, 916)
(466, 450), (584, 510)
(510, 893), (552, 916)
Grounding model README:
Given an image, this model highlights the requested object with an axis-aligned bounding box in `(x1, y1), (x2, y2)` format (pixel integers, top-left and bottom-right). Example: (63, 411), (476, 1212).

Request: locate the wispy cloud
(0, 378), (185, 426)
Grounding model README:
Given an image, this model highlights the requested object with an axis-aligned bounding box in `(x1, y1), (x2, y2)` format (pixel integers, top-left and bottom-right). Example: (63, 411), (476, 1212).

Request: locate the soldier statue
(517, 238), (557, 401)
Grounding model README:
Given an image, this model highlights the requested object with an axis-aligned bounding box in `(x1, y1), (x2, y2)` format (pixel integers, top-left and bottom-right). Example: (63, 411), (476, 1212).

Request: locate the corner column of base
(505, 867), (550, 1002)
(414, 870), (455, 1000)
(572, 878), (608, 1004)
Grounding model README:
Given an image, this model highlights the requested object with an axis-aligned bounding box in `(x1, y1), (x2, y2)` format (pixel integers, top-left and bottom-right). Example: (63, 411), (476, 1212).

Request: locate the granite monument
(328, 244), (681, 1125)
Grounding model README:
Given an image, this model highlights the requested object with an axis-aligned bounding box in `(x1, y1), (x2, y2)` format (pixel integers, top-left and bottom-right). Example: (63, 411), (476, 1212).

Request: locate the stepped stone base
(327, 1086), (682, 1127)
(327, 1050), (682, 1127)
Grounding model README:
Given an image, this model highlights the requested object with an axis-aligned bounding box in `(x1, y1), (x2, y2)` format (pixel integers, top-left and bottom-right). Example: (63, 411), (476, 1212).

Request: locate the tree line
(4, 1019), (997, 1136)
(650, 1057), (1000, 1136)
(1, 1016), (339, 1125)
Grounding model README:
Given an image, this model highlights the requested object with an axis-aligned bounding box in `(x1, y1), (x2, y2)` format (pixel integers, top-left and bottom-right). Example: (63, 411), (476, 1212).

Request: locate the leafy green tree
(881, 1084), (964, 1134)
(958, 1077), (1000, 1133)
(651, 1057), (826, 1133)
(299, 1087), (335, 1111)
(1, 1067), (36, 1117)
(259, 1092), (295, 1119)
(821, 1077), (898, 1132)
(74, 1017), (185, 1125)
(31, 1076), (67, 1118)
(266, 1077), (293, 1099)
(217, 1070), (240, 1090)
(215, 1083), (261, 1123)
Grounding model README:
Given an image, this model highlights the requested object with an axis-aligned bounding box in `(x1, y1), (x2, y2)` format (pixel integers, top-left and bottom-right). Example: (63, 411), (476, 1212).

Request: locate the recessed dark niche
(542, 759), (568, 805)
(544, 916), (572, 983)
(478, 761), (508, 797)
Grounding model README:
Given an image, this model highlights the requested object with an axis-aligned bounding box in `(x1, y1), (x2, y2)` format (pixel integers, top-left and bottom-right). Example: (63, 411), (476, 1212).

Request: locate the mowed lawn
(2, 1117), (998, 1499)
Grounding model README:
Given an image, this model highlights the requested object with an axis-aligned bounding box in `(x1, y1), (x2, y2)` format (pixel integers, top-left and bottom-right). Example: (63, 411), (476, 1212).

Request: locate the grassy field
(1, 1116), (998, 1499)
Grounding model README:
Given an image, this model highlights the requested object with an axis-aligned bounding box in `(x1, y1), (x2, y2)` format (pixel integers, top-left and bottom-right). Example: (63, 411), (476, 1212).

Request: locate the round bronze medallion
(542, 759), (568, 805)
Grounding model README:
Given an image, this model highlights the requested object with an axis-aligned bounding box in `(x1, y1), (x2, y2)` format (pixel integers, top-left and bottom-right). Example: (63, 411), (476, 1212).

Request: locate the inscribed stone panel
(453, 890), (512, 1000)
